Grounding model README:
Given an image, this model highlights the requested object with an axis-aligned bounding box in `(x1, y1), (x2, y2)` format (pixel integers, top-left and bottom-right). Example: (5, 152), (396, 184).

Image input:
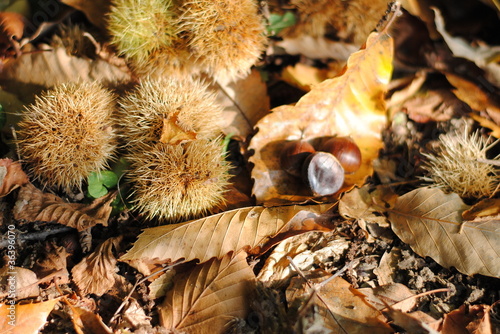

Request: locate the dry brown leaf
(382, 308), (441, 334)
(373, 247), (402, 285)
(277, 36), (359, 60)
(0, 45), (131, 93)
(249, 27), (394, 204)
(441, 304), (495, 334)
(59, 0), (111, 31)
(0, 11), (25, 56)
(339, 186), (395, 227)
(281, 63), (332, 91)
(257, 231), (349, 283)
(62, 299), (113, 334)
(0, 298), (59, 334)
(13, 183), (115, 231)
(159, 114), (197, 145)
(159, 251), (255, 333)
(462, 198), (500, 221)
(0, 267), (39, 300)
(358, 283), (416, 313)
(388, 187), (500, 277)
(0, 158), (29, 197)
(120, 204), (333, 271)
(215, 69), (270, 137)
(33, 242), (69, 279)
(287, 274), (393, 334)
(71, 236), (122, 296)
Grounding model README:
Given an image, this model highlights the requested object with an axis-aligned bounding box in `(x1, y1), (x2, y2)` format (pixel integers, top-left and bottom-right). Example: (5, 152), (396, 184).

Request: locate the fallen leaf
(257, 231), (349, 282)
(71, 236), (122, 296)
(0, 45), (131, 95)
(120, 204), (333, 272)
(286, 274), (393, 333)
(0, 11), (25, 57)
(0, 267), (39, 300)
(0, 298), (59, 334)
(388, 187), (500, 277)
(0, 158), (29, 197)
(159, 251), (255, 333)
(373, 247), (402, 285)
(382, 308), (441, 334)
(117, 298), (151, 331)
(59, 0), (111, 31)
(63, 299), (113, 334)
(462, 198), (500, 221)
(13, 183), (115, 231)
(433, 7), (500, 87)
(33, 242), (69, 279)
(442, 303), (496, 334)
(159, 114), (197, 145)
(215, 69), (270, 138)
(281, 63), (333, 91)
(249, 26), (394, 204)
(277, 36), (359, 60)
(358, 283), (416, 313)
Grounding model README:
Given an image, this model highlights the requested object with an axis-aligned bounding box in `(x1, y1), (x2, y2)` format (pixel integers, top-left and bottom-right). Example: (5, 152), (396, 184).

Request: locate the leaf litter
(0, 1), (499, 333)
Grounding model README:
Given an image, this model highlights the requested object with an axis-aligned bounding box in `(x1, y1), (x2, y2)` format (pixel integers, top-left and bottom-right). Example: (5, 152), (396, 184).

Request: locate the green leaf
(100, 171), (118, 188)
(267, 12), (296, 35)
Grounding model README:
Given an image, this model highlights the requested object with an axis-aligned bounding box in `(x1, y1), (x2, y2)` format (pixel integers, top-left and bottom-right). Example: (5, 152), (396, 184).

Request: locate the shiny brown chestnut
(319, 136), (362, 174)
(301, 151), (345, 196)
(280, 140), (316, 177)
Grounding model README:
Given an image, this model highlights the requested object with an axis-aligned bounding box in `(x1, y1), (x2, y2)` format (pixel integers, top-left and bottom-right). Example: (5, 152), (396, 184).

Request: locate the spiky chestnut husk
(17, 82), (117, 192)
(421, 129), (500, 198)
(178, 0), (267, 82)
(107, 0), (177, 66)
(117, 77), (223, 150)
(127, 139), (230, 222)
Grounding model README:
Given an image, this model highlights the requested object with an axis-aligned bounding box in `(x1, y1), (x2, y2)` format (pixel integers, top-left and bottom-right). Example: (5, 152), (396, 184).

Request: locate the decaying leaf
(13, 183), (115, 231)
(388, 187), (500, 277)
(249, 25), (394, 204)
(159, 114), (197, 145)
(382, 308), (441, 334)
(33, 242), (69, 279)
(71, 236), (122, 296)
(0, 45), (131, 94)
(441, 303), (495, 334)
(215, 69), (270, 137)
(0, 11), (25, 56)
(462, 198), (500, 221)
(0, 298), (60, 334)
(120, 204), (333, 272)
(0, 266), (39, 300)
(59, 0), (111, 32)
(358, 283), (416, 313)
(159, 251), (255, 333)
(257, 231), (349, 283)
(62, 298), (113, 334)
(287, 274), (393, 333)
(0, 158), (29, 197)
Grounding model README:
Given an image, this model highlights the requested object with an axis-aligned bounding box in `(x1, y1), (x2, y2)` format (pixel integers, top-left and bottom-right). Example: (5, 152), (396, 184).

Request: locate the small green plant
(267, 11), (296, 35)
(87, 171), (118, 198)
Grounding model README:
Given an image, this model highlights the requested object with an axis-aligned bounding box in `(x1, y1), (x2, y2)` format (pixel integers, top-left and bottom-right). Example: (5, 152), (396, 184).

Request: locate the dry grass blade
(120, 204), (333, 268)
(388, 187), (500, 277)
(159, 251), (254, 333)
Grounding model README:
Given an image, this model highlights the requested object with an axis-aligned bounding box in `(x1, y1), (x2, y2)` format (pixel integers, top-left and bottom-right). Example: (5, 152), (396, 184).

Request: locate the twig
(108, 261), (184, 328)
(0, 226), (74, 248)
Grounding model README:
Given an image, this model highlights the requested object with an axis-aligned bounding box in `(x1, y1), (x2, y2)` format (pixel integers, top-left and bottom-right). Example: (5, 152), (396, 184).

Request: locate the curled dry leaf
(382, 308), (441, 334)
(214, 69), (270, 137)
(59, 0), (111, 31)
(0, 11), (25, 56)
(120, 204), (333, 272)
(441, 304), (494, 334)
(358, 283), (416, 313)
(388, 187), (500, 278)
(13, 183), (115, 231)
(0, 45), (131, 92)
(159, 251), (255, 333)
(0, 298), (60, 334)
(71, 236), (122, 296)
(286, 274), (393, 334)
(0, 158), (29, 197)
(249, 28), (393, 204)
(62, 298), (113, 334)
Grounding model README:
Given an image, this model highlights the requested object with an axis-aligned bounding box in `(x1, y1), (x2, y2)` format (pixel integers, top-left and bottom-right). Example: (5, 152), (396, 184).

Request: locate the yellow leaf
(159, 114), (197, 145)
(0, 299), (59, 334)
(249, 26), (394, 204)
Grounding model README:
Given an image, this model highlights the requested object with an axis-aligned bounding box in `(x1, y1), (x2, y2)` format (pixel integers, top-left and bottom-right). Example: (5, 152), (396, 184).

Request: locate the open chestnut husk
(302, 152), (345, 196)
(280, 140), (316, 177)
(319, 136), (362, 174)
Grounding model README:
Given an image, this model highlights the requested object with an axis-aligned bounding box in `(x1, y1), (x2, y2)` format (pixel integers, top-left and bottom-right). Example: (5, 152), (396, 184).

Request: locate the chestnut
(302, 152), (345, 196)
(319, 136), (362, 174)
(280, 140), (316, 177)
